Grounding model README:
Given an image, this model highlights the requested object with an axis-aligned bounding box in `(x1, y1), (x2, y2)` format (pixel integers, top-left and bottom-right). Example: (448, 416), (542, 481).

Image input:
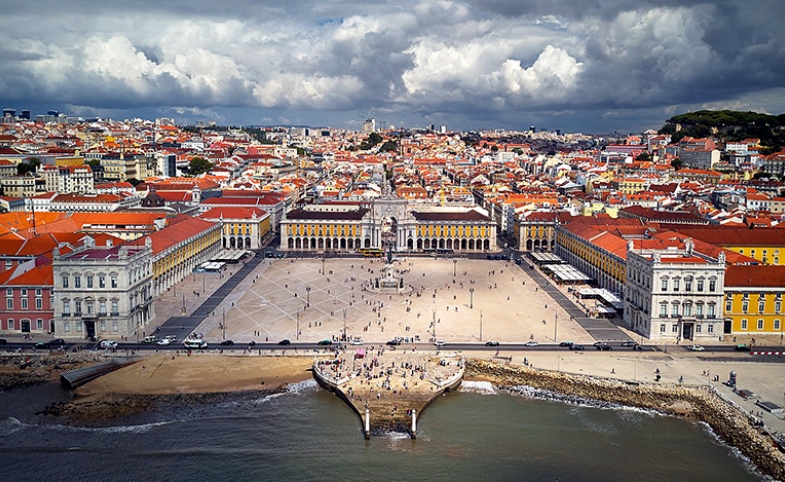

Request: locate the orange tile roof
(4, 263), (53, 287)
(128, 215), (218, 256)
(199, 207), (268, 219)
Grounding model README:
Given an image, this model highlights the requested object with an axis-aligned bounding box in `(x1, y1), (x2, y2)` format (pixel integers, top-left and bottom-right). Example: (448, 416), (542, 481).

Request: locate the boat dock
(313, 347), (464, 438)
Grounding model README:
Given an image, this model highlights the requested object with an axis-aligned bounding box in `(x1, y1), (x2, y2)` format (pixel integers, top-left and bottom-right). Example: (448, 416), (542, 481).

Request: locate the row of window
(739, 319), (782, 331)
(4, 318), (47, 330)
(62, 299), (119, 316)
(660, 277), (717, 293)
(61, 273), (118, 289)
(5, 297), (47, 310)
(727, 300), (782, 314)
(658, 301), (717, 318)
(5, 288), (45, 297)
(659, 323), (716, 334)
(62, 319), (119, 333)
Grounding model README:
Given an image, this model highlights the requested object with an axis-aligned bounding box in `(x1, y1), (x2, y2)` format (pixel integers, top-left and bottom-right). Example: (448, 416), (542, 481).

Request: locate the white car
(349, 338), (364, 345)
(525, 341), (539, 347)
(156, 338), (172, 346)
(183, 339), (208, 349)
(99, 340), (118, 349)
(689, 344), (705, 352)
(434, 340), (445, 347)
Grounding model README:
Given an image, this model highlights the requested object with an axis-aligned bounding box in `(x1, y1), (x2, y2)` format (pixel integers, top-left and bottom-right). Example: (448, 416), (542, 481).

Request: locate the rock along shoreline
(466, 359), (785, 482)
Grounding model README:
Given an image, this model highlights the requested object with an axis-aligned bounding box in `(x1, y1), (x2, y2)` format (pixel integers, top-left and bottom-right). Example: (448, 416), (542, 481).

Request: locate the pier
(313, 347), (464, 438)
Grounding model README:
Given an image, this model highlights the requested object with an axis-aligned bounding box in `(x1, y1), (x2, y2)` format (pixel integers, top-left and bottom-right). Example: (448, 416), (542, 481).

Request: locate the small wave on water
(458, 381), (497, 395)
(504, 385), (662, 416)
(285, 379), (319, 395)
(384, 431), (411, 441)
(251, 392), (285, 405)
(0, 416), (25, 436)
(0, 417), (174, 435)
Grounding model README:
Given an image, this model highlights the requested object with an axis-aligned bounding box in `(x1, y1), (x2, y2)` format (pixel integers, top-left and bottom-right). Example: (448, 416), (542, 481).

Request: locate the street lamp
(296, 308), (300, 340)
(453, 259), (457, 277)
(222, 308), (226, 340)
(306, 286), (311, 307)
(469, 288), (474, 309)
(321, 257), (326, 276)
(480, 309), (483, 341)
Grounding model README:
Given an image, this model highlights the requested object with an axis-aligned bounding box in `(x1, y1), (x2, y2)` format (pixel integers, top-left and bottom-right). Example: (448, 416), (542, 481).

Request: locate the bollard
(411, 409), (417, 439)
(365, 408), (371, 439)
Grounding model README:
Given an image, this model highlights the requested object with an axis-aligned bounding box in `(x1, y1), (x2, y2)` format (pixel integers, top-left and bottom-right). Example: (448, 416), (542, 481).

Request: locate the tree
(379, 140), (398, 152)
(127, 178), (143, 186)
(636, 152), (652, 161)
(17, 157), (41, 175)
(188, 156), (212, 176)
(359, 132), (384, 150)
(86, 159), (101, 169)
(670, 158), (683, 170)
(491, 145), (499, 153)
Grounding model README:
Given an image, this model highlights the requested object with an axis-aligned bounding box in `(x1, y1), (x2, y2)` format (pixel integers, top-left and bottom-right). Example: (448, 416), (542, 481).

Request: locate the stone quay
(313, 347), (463, 438)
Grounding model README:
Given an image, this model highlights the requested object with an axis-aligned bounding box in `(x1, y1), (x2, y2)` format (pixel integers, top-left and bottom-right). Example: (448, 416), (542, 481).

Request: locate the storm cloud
(2, 0), (783, 132)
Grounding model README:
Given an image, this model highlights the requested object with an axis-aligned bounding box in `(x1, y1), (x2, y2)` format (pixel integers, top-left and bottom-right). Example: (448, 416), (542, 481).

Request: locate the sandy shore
(78, 354), (315, 397)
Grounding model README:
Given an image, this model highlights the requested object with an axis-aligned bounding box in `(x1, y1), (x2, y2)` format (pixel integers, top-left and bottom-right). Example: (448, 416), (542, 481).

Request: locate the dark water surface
(0, 380), (762, 482)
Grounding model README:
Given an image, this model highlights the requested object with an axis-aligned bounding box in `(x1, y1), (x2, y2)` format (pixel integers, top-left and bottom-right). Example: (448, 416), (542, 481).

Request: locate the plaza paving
(192, 257), (594, 345)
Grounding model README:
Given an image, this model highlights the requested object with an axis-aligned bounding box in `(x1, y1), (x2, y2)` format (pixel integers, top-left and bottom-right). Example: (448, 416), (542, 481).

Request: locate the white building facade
(624, 240), (726, 341)
(52, 237), (154, 340)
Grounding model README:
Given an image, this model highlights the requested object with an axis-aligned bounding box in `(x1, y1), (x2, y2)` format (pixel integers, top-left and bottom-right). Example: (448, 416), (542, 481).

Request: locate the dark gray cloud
(2, 0), (783, 132)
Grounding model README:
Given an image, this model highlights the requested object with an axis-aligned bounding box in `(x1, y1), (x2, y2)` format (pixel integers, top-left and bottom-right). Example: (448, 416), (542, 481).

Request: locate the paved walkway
(521, 260), (633, 343)
(151, 252), (264, 340)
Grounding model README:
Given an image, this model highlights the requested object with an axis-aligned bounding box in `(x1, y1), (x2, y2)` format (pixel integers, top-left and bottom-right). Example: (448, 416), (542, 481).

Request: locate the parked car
(596, 343), (613, 351)
(735, 344), (751, 352)
(485, 340), (500, 347)
(0, 338), (7, 345)
(524, 341), (539, 347)
(559, 341), (574, 347)
(143, 336), (158, 343)
(570, 344), (585, 351)
(34, 341), (47, 349)
(156, 338), (172, 346)
(434, 340), (445, 347)
(317, 340), (332, 346)
(278, 339), (291, 346)
(621, 340), (637, 347)
(386, 339), (401, 346)
(50, 338), (66, 347)
(220, 340), (234, 346)
(689, 344), (705, 352)
(99, 340), (118, 349)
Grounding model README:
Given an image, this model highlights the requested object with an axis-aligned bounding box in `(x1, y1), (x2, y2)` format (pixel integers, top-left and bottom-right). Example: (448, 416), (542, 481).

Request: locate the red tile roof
(725, 265), (785, 288)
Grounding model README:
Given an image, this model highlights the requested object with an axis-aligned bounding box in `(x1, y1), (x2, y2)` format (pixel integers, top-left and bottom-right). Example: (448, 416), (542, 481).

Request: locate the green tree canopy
(188, 156), (213, 176)
(17, 157), (41, 175)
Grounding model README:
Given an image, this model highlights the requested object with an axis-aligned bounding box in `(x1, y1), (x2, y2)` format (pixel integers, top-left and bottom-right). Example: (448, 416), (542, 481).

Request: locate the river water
(0, 380), (763, 482)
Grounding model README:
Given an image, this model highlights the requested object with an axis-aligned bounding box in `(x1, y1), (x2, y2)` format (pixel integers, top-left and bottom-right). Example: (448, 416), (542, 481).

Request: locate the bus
(358, 248), (384, 257)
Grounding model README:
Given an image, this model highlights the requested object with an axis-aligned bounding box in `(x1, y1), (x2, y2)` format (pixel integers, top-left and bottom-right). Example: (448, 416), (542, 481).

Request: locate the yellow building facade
(723, 265), (785, 338)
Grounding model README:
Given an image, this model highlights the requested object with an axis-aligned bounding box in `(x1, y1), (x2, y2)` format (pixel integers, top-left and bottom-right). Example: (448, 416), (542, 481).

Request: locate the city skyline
(3, 0), (784, 132)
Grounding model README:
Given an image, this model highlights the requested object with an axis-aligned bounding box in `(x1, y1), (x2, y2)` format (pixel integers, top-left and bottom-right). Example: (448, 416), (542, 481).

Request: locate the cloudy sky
(3, 0), (784, 133)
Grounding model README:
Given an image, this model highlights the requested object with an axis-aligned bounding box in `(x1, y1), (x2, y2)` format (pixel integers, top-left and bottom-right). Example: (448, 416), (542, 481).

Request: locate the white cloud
(0, 0), (782, 131)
